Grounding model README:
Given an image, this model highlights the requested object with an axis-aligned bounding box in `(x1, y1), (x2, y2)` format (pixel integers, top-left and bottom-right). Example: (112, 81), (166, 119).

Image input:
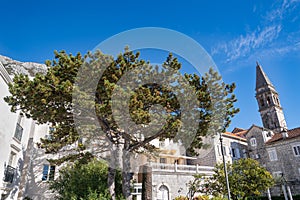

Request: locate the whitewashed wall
(0, 63), (35, 199)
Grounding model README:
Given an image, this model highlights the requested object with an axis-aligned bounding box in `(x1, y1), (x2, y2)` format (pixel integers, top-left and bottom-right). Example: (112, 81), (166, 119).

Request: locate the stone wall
(265, 137), (300, 196)
(246, 126), (269, 166)
(139, 164), (214, 200)
(246, 125), (300, 196)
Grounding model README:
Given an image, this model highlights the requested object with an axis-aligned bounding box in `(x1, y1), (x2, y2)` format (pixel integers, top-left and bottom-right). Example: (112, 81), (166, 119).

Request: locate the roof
(232, 127), (246, 134)
(235, 130), (248, 138)
(222, 130), (247, 141)
(244, 124), (272, 137)
(266, 127), (300, 144)
(256, 63), (274, 90)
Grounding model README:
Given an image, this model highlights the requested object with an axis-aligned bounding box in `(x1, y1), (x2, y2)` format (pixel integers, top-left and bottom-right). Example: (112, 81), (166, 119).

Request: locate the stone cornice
(0, 61), (12, 84)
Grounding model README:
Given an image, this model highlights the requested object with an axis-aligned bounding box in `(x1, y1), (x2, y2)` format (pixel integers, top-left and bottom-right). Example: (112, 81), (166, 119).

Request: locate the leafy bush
(174, 196), (188, 200)
(193, 195), (210, 200)
(247, 195), (300, 200)
(49, 159), (123, 200)
(210, 196), (227, 200)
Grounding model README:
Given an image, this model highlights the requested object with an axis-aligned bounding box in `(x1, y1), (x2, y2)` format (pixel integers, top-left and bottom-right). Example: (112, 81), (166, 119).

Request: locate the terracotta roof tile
(266, 127), (300, 144)
(235, 130), (247, 138)
(223, 131), (247, 141)
(232, 127), (246, 134)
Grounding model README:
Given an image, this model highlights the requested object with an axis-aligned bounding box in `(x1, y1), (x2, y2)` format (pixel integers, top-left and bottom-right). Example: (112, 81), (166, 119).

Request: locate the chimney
(282, 128), (289, 139)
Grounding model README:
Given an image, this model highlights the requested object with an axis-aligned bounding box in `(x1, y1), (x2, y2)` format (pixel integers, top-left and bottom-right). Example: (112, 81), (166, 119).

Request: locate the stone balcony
(149, 162), (214, 175)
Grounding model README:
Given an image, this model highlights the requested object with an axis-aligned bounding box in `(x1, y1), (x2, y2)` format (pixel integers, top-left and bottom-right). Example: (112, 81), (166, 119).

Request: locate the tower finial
(256, 61), (260, 66)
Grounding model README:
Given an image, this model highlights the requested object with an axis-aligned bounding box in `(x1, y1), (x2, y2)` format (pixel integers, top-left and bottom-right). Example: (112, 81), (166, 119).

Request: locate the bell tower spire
(255, 62), (287, 133)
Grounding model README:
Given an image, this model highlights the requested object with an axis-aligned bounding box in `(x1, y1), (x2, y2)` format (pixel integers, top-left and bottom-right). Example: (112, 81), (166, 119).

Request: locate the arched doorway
(157, 185), (169, 200)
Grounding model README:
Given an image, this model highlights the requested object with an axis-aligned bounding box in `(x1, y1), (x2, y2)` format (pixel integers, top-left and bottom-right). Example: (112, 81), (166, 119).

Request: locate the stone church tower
(255, 63), (287, 133)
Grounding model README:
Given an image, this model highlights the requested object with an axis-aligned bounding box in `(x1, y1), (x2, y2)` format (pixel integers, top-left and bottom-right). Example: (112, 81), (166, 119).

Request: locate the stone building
(136, 129), (248, 200)
(138, 162), (214, 200)
(245, 63), (300, 196)
(192, 130), (248, 167)
(245, 124), (300, 196)
(265, 128), (300, 195)
(245, 125), (274, 166)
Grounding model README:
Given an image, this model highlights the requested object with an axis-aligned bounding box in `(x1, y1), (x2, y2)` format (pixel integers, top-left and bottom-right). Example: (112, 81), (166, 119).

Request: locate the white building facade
(0, 60), (51, 200)
(0, 61), (33, 199)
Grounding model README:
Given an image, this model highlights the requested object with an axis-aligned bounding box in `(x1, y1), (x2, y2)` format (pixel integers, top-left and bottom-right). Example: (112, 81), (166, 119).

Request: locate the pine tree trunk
(108, 166), (116, 200)
(122, 139), (132, 200)
(108, 143), (119, 200)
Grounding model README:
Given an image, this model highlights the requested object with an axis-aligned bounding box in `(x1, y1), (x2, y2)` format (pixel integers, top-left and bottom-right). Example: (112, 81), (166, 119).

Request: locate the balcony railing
(149, 162), (214, 175)
(3, 165), (15, 183)
(14, 123), (23, 141)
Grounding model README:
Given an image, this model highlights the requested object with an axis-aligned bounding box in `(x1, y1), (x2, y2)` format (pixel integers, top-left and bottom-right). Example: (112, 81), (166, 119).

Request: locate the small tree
(190, 158), (274, 200)
(186, 174), (206, 199)
(49, 159), (123, 200)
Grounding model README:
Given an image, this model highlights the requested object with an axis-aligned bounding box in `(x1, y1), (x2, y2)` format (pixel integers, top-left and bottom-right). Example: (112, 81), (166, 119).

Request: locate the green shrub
(193, 195), (210, 200)
(50, 159), (122, 200)
(210, 196), (227, 200)
(174, 196), (188, 200)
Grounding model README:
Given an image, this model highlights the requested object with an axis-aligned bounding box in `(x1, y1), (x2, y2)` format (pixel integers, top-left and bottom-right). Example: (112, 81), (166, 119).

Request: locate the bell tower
(255, 62), (287, 133)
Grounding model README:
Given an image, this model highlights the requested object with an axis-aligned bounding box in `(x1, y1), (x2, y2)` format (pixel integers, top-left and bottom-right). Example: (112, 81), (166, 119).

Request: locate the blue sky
(1, 0), (300, 131)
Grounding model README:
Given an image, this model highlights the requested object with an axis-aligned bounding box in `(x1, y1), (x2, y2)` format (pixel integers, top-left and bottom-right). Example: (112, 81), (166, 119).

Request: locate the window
(4, 152), (17, 183)
(230, 148), (241, 158)
(133, 184), (142, 194)
(14, 123), (23, 141)
(273, 171), (282, 178)
(42, 164), (55, 181)
(222, 146), (227, 156)
(160, 158), (166, 164)
(231, 148), (236, 158)
(159, 141), (165, 148)
(275, 97), (280, 105)
(250, 138), (257, 147)
(267, 96), (271, 105)
(242, 149), (247, 158)
(3, 165), (15, 183)
(292, 145), (300, 156)
(268, 149), (278, 161)
(14, 114), (24, 141)
(260, 98), (265, 107)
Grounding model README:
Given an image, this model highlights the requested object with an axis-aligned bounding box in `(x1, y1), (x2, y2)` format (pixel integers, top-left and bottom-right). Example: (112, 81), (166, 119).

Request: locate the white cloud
(212, 0), (300, 64)
(212, 25), (281, 63)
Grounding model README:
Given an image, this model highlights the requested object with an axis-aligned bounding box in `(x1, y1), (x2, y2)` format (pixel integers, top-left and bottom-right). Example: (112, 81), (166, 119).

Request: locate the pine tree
(5, 48), (239, 199)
